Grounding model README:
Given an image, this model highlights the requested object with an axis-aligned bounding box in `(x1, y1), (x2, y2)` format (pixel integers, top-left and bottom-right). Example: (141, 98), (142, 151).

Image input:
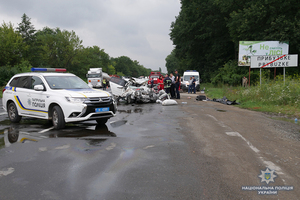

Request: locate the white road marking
(207, 114), (218, 121)
(106, 143), (116, 151)
(226, 132), (284, 175)
(39, 147), (48, 152)
(38, 126), (54, 134)
(226, 132), (260, 153)
(0, 112), (7, 115)
(207, 114), (228, 128)
(143, 145), (155, 149)
(55, 144), (70, 150)
(207, 114), (285, 177)
(259, 158), (284, 175)
(0, 167), (15, 177)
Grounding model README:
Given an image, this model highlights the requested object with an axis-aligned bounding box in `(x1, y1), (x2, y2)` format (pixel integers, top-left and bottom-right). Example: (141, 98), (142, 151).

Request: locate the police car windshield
(45, 76), (90, 89)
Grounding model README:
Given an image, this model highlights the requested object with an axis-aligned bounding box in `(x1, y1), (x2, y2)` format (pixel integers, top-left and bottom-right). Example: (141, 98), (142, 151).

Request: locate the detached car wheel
(8, 102), (22, 123)
(96, 118), (108, 125)
(52, 105), (65, 129)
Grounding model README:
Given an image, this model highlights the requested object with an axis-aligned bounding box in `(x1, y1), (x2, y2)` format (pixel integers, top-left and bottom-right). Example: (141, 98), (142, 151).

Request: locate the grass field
(202, 75), (300, 121)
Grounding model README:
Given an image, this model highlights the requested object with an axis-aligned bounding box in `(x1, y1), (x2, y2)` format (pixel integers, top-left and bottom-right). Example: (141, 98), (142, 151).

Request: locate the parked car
(2, 68), (117, 129)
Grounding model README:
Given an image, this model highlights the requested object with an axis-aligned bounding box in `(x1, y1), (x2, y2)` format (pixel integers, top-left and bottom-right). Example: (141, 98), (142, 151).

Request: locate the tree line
(0, 14), (152, 86)
(167, 0), (300, 85)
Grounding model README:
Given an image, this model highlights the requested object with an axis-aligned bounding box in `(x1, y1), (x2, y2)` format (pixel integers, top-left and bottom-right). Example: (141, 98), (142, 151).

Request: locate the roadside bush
(211, 60), (260, 86)
(224, 75), (300, 108)
(0, 60), (31, 86)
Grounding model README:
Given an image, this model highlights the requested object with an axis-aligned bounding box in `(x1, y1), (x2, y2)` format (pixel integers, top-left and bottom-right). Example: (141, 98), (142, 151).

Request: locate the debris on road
(207, 96), (240, 105)
(110, 77), (171, 104)
(162, 99), (178, 106)
(196, 95), (207, 101)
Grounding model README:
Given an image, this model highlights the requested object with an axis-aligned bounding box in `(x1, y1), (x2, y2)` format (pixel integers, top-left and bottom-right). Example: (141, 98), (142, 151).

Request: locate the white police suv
(2, 68), (117, 129)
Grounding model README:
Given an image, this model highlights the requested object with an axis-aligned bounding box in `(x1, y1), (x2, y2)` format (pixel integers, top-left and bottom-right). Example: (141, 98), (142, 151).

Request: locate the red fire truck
(148, 71), (162, 85)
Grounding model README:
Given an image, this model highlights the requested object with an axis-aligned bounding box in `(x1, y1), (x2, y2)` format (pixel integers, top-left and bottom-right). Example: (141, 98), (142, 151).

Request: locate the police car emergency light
(31, 68), (67, 72)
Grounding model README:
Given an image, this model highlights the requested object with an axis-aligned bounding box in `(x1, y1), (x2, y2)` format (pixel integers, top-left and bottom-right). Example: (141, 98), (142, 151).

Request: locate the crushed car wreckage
(109, 77), (171, 104)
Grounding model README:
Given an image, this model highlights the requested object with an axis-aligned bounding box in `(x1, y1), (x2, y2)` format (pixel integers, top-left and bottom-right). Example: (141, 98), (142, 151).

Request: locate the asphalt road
(0, 93), (299, 199)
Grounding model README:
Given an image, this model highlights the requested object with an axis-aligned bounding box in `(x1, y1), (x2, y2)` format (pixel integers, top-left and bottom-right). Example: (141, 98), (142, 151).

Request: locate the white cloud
(0, 0), (180, 73)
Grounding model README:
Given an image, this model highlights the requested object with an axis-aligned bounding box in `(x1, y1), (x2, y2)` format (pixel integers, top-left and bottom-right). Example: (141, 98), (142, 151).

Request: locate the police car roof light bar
(31, 68), (67, 72)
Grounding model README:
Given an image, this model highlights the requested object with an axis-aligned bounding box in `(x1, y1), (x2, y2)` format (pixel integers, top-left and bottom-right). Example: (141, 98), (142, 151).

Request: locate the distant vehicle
(181, 70), (200, 92)
(148, 72), (162, 85)
(2, 68), (117, 129)
(87, 68), (103, 88)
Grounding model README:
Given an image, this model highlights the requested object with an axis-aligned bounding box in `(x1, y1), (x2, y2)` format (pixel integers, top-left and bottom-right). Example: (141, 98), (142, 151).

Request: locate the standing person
(192, 76), (196, 94)
(150, 78), (154, 88)
(170, 73), (176, 98)
(102, 78), (106, 90)
(174, 69), (180, 99)
(158, 76), (164, 91)
(163, 74), (172, 96)
(188, 77), (193, 94)
(242, 76), (248, 87)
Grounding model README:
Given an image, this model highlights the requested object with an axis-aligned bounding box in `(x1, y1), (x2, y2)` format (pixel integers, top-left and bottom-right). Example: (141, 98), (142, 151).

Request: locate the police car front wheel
(8, 102), (22, 123)
(52, 106), (65, 129)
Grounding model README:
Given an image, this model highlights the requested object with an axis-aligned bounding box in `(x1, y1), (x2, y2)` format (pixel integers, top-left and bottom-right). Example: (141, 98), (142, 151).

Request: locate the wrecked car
(110, 77), (169, 104)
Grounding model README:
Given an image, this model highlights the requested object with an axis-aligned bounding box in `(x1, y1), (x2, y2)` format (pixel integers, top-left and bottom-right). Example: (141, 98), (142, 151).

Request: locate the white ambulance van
(181, 70), (200, 92)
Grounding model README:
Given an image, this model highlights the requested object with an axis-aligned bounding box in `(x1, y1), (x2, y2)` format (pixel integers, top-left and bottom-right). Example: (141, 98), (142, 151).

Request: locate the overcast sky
(0, 0), (181, 73)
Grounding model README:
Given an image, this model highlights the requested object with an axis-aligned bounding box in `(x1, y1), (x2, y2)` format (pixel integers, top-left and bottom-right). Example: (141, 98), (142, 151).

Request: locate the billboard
(238, 41), (289, 66)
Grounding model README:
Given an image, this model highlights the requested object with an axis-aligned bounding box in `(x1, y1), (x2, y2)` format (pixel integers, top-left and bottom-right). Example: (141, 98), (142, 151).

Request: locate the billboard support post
(249, 67), (251, 87)
(284, 67), (285, 85)
(260, 68), (262, 86)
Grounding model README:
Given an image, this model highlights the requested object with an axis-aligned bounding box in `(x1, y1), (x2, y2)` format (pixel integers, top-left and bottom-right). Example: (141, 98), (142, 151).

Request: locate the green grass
(0, 86), (3, 98)
(202, 76), (300, 119)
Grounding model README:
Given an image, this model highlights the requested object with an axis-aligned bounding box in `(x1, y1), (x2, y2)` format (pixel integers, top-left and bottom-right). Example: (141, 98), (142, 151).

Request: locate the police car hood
(62, 88), (111, 98)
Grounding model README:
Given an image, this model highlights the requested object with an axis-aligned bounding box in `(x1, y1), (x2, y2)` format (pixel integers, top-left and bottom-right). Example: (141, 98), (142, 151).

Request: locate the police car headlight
(65, 97), (86, 103)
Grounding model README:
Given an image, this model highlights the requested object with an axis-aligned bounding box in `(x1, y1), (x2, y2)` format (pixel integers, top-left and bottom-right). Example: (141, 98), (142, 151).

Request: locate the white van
(181, 70), (200, 92)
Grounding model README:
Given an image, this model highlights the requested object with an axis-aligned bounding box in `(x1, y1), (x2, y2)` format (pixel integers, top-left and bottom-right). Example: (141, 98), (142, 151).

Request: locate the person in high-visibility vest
(102, 78), (107, 90)
(163, 74), (172, 96)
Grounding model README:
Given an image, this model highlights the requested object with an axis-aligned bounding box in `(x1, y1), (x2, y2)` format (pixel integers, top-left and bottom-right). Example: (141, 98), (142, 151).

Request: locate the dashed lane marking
(143, 145), (155, 149)
(38, 126), (54, 134)
(207, 113), (285, 176)
(226, 131), (284, 175)
(0, 168), (15, 177)
(226, 132), (260, 153)
(106, 143), (116, 151)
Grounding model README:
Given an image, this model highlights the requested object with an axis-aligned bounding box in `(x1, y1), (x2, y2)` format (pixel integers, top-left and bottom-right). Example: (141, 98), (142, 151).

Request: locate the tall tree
(35, 27), (83, 69)
(165, 49), (180, 74)
(17, 13), (36, 43)
(170, 0), (235, 82)
(0, 22), (25, 66)
(17, 13), (38, 66)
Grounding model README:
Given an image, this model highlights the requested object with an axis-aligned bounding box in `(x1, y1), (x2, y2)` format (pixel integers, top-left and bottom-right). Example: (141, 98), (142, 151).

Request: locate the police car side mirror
(34, 85), (44, 91)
